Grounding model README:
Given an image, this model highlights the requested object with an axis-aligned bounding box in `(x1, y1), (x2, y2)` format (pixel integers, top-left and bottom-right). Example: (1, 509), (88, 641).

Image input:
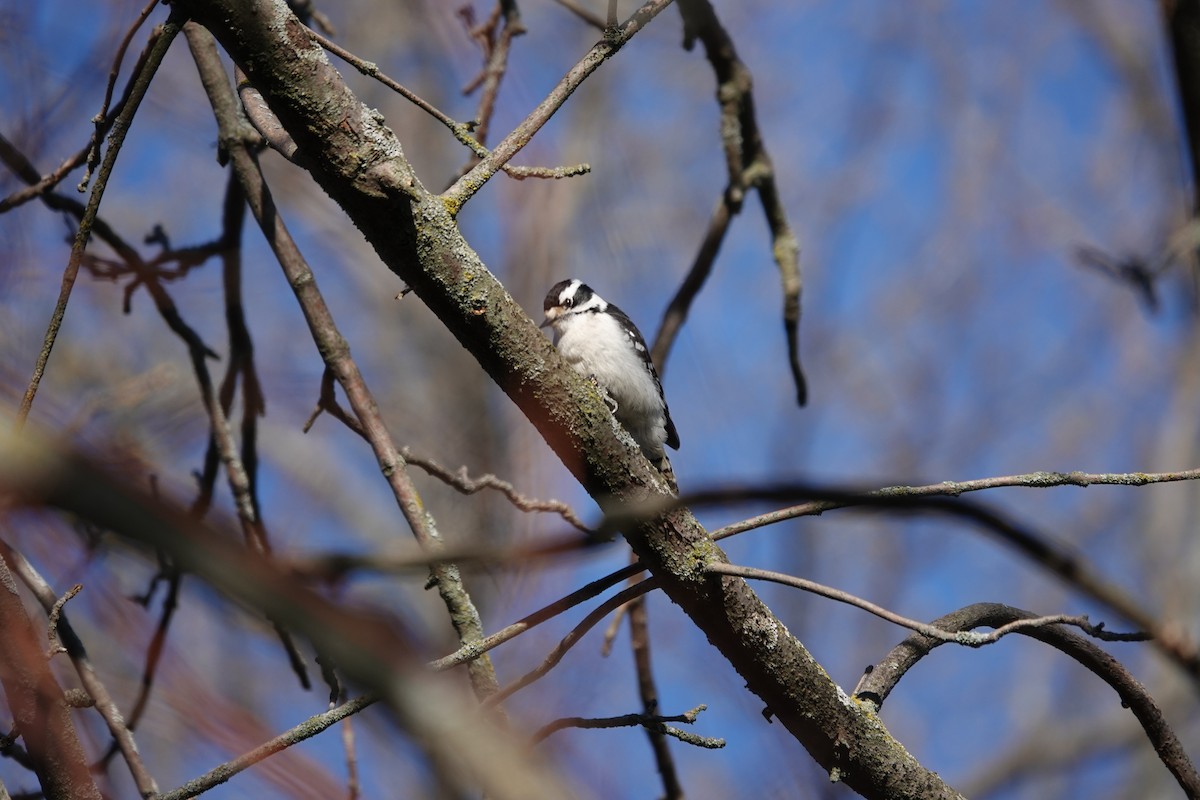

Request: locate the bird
(541, 279), (679, 472)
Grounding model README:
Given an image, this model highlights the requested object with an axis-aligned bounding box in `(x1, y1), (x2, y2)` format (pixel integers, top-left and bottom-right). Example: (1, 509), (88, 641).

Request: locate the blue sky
(2, 1), (1198, 798)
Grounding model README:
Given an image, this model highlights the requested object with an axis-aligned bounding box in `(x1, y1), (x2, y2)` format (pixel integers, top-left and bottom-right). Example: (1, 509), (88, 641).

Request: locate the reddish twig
(0, 550), (101, 799)
(0, 542), (159, 796)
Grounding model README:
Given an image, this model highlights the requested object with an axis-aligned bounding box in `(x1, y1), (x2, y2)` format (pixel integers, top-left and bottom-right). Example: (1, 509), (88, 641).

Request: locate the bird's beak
(539, 308), (559, 329)
(539, 318), (553, 329)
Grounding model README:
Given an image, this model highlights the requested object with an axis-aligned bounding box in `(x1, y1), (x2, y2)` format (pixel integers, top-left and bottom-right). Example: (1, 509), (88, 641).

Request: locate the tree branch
(706, 562), (1146, 645)
(0, 542), (158, 796)
(853, 602), (1200, 798)
(156, 694), (377, 800)
(0, 551), (101, 800)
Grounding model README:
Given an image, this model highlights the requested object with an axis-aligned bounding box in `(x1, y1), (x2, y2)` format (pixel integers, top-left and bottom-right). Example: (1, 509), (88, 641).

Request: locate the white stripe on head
(557, 279), (583, 306)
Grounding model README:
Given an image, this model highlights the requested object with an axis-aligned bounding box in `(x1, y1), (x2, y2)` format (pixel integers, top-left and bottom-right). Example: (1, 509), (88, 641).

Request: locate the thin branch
(459, 0), (525, 149)
(709, 467), (1200, 541)
(45, 583), (83, 655)
(651, 194), (732, 374)
(656, 0), (806, 405)
(482, 578), (659, 708)
(80, 0), (163, 192)
(302, 366), (364, 437)
(552, 0), (607, 30)
(852, 603), (1200, 799)
(430, 562), (645, 672)
(399, 446), (591, 532)
(122, 567), (180, 740)
(306, 23), (586, 182)
(156, 694), (377, 800)
(443, 0), (674, 213)
(16, 12), (184, 428)
(627, 591), (685, 798)
(235, 73), (290, 160)
(339, 701), (360, 800)
(533, 704), (723, 749)
(705, 563), (1146, 646)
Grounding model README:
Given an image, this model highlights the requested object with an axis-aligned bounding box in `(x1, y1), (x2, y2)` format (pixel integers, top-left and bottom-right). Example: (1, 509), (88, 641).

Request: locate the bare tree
(1, 1), (1199, 798)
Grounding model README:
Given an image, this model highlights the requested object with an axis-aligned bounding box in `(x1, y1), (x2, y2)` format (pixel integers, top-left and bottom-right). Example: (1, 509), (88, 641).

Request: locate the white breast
(554, 312), (670, 460)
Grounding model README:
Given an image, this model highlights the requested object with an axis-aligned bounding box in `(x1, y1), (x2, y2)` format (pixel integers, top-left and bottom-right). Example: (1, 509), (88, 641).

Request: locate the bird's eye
(563, 298), (573, 308)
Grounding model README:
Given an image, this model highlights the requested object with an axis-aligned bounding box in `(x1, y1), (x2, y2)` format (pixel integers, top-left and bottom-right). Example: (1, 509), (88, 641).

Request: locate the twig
(46, 584), (83, 656)
(533, 704), (722, 749)
(627, 591), (685, 798)
(303, 366), (364, 436)
(459, 0), (525, 148)
(706, 467), (1200, 540)
(307, 23), (585, 182)
(482, 578), (659, 708)
(235, 72), (291, 160)
(431, 563), (646, 672)
(657, 0), (807, 405)
(399, 446), (591, 532)
(208, 172), (311, 689)
(651, 193), (732, 376)
(16, 12), (183, 428)
(599, 600), (629, 656)
(340, 700), (360, 800)
(552, 0), (607, 30)
(156, 694), (378, 800)
(122, 567), (179, 738)
(443, 0), (674, 213)
(79, 0), (163, 192)
(0, 542), (159, 796)
(705, 563), (1147, 646)
(852, 602), (1200, 798)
